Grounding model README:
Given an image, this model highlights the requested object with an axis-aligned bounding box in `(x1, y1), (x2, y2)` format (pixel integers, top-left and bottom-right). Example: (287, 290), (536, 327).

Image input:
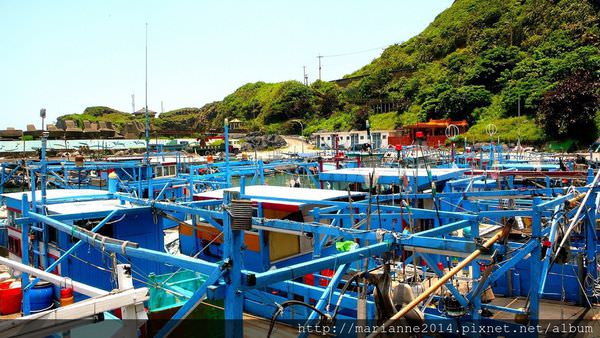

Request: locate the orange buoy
(60, 288), (74, 307)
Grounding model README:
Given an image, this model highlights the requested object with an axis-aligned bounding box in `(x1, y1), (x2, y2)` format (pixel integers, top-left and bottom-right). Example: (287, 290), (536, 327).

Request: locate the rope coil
(121, 241), (130, 255)
(91, 233), (99, 246)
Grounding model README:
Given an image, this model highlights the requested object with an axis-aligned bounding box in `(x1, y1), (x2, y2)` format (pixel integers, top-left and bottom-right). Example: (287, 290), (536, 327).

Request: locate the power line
(319, 42), (402, 59)
(320, 46), (386, 58)
(315, 41), (403, 81)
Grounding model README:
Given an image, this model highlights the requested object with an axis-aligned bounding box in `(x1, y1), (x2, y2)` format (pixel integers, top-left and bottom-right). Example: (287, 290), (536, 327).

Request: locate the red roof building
(388, 119), (468, 147)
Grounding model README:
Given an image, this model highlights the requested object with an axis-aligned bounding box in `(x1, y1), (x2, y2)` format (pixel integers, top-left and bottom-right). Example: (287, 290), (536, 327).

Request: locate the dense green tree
(311, 80), (342, 116)
(355, 69), (392, 102)
(464, 46), (523, 91)
(263, 81), (316, 124)
(350, 107), (370, 131)
(424, 86), (492, 121)
(537, 72), (599, 143)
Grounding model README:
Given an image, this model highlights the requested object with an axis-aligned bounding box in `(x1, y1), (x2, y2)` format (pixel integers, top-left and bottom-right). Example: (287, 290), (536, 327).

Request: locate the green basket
(147, 270), (225, 337)
(148, 270), (208, 313)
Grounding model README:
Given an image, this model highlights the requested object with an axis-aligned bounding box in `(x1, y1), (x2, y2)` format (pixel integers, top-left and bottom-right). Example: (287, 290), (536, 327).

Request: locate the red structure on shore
(387, 119), (468, 147)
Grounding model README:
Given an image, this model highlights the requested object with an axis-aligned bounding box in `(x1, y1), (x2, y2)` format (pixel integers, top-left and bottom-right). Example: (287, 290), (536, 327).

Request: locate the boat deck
(319, 167), (466, 185)
(194, 185), (365, 206)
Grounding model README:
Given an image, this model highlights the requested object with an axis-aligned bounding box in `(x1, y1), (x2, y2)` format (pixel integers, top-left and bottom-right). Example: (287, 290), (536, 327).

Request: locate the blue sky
(0, 0), (453, 129)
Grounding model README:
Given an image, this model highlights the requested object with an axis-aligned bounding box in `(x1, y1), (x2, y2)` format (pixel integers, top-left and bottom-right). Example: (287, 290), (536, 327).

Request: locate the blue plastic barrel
(513, 271), (521, 296)
(29, 281), (54, 312)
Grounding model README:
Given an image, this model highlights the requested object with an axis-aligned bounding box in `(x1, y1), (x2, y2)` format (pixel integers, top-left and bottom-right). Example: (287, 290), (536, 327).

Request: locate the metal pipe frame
(7, 148), (600, 338)
(25, 209), (220, 275)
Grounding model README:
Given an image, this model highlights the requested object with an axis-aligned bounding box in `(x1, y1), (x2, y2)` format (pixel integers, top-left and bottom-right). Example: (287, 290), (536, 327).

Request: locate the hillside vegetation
(58, 106), (134, 128)
(57, 0), (600, 145)
(346, 0), (600, 144)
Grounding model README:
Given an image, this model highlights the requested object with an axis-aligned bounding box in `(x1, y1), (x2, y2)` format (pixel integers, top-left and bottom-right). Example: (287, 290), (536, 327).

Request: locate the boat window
(283, 210), (304, 223)
(46, 256), (59, 274)
(8, 236), (21, 257)
(98, 222), (114, 238)
(48, 227), (58, 244)
(71, 219), (114, 242)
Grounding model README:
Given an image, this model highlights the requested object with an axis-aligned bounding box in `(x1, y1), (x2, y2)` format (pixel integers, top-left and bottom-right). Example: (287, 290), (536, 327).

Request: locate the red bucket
(0, 280), (13, 289)
(0, 286), (22, 315)
(319, 269), (335, 287)
(304, 274), (315, 286)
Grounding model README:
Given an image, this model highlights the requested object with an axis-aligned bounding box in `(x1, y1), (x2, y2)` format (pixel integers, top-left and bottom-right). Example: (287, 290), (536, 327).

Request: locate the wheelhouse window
(8, 236), (21, 257)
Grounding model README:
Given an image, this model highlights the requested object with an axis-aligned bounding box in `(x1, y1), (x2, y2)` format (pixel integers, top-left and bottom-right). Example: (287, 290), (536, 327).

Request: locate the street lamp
(290, 120), (304, 153)
(40, 108), (46, 131)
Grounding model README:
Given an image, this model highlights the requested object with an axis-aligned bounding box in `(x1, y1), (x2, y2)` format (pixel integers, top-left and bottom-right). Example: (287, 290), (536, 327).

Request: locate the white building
(312, 130), (394, 150)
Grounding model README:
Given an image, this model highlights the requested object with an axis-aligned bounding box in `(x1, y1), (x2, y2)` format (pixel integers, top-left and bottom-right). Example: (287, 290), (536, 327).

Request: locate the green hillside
(192, 0), (600, 144)
(342, 0), (600, 143)
(58, 106), (135, 128)
(57, 0), (600, 145)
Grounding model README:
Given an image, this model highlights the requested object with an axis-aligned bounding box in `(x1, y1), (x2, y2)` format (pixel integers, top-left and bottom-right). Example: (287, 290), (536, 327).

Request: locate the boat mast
(144, 22), (150, 163)
(517, 96), (521, 151)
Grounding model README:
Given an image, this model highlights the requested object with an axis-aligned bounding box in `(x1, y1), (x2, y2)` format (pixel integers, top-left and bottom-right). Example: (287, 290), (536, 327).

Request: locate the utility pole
(303, 66), (308, 85)
(317, 54), (323, 81)
(161, 100), (164, 114)
(131, 94), (135, 114)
